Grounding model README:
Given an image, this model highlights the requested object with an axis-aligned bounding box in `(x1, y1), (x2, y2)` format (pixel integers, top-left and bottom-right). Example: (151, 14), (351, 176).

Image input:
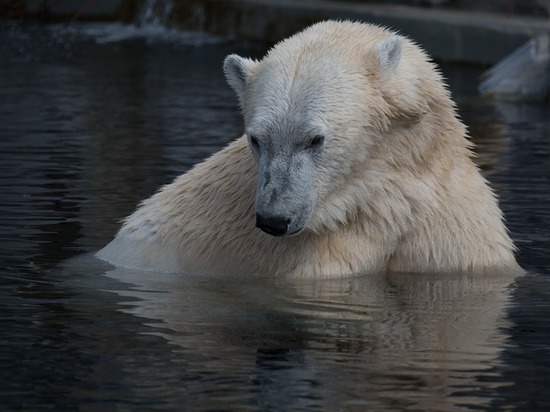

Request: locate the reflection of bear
(97, 21), (519, 277)
(95, 266), (515, 411)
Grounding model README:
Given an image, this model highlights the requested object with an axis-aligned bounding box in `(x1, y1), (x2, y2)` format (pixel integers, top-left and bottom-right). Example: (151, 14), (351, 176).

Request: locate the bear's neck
(313, 109), (476, 238)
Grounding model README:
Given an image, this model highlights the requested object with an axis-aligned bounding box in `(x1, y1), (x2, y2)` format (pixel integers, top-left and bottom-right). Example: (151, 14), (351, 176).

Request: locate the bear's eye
(249, 135), (260, 151)
(308, 135), (325, 149)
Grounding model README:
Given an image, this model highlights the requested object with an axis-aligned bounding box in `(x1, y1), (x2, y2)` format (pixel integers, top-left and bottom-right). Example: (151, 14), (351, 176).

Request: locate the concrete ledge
(5, 0), (549, 64)
(171, 0), (550, 64)
(3, 0), (141, 22)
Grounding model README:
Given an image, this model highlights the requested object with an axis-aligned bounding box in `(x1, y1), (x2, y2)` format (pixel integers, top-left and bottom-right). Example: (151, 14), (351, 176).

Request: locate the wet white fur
(97, 21), (519, 278)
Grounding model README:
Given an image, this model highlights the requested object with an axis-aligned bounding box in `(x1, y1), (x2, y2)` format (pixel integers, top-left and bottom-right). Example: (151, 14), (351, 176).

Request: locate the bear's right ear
(376, 35), (402, 74)
(223, 54), (256, 102)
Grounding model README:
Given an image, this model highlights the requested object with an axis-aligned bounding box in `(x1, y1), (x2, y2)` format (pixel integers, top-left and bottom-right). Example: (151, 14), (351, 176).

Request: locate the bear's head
(224, 21), (452, 237)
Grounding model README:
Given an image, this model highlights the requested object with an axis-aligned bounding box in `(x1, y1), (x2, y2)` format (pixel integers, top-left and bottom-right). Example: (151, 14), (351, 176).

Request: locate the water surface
(1, 21), (549, 411)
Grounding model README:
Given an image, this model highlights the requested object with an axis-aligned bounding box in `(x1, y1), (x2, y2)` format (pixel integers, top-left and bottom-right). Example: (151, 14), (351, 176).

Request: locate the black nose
(256, 213), (290, 237)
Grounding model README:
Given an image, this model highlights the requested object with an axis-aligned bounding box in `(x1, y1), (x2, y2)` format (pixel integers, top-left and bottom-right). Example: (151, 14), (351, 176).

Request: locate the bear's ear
(223, 54), (256, 102)
(376, 35), (402, 73)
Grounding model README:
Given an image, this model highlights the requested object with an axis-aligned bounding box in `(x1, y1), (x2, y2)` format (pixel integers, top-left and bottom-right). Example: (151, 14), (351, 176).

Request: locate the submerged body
(97, 21), (519, 278)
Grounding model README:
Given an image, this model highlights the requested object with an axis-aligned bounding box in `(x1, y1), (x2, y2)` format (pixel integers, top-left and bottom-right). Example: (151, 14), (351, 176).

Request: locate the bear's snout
(256, 213), (290, 237)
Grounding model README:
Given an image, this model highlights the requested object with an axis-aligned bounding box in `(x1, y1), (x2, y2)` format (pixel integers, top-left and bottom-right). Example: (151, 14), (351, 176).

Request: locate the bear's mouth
(256, 226), (303, 237)
(285, 228), (303, 237)
(260, 229), (303, 237)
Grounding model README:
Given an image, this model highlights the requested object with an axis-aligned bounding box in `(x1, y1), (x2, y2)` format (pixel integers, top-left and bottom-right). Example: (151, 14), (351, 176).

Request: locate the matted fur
(97, 21), (519, 278)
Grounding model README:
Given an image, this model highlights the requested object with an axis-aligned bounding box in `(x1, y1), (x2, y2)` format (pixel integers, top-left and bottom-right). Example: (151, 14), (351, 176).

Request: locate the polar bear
(97, 21), (520, 278)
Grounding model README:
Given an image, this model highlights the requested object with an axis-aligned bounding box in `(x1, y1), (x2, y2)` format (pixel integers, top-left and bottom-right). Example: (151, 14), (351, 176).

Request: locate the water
(1, 20), (549, 411)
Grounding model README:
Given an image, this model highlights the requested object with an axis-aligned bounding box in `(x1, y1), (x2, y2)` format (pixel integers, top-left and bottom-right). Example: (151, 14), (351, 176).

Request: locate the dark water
(1, 21), (549, 411)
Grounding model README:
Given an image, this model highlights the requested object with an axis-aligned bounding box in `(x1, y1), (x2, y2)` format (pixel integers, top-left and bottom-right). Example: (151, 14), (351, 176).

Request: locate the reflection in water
(95, 263), (516, 411)
(0, 21), (548, 410)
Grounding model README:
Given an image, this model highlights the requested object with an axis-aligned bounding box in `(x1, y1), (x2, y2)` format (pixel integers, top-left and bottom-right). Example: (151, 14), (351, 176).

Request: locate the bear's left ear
(223, 54), (256, 102)
(376, 35), (402, 74)
(374, 35), (426, 122)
